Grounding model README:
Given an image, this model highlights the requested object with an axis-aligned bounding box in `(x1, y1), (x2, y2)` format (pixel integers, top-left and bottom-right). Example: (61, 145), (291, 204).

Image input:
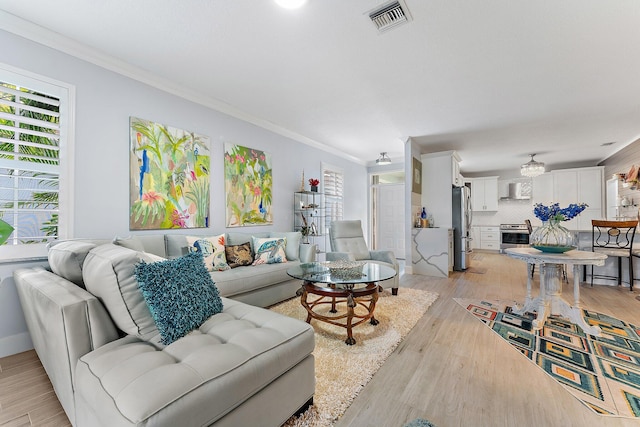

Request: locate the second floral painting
(224, 144), (273, 227)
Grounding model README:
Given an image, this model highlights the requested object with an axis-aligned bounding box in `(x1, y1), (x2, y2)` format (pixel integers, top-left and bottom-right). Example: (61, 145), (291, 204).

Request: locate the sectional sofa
(113, 231), (317, 307)
(13, 230), (316, 426)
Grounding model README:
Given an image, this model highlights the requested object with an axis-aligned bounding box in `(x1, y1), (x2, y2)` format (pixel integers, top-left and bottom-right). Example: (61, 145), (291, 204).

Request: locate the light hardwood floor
(0, 350), (70, 426)
(337, 252), (640, 427)
(2, 252), (640, 427)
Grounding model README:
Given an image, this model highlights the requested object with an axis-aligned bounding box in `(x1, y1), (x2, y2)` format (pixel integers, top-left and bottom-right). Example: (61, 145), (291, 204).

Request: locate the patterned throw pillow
(134, 252), (224, 345)
(186, 234), (230, 271)
(252, 236), (287, 265)
(224, 242), (253, 268)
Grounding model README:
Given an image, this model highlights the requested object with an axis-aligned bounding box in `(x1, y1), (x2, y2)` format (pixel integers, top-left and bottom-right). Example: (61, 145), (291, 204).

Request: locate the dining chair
(524, 219), (535, 278)
(590, 219), (638, 291)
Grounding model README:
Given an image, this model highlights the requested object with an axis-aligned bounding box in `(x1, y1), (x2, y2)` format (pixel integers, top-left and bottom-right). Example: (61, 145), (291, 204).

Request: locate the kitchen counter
(412, 228), (453, 278)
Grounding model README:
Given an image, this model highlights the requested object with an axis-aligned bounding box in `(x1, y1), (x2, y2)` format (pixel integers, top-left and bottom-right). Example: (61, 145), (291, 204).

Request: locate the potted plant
(530, 202), (588, 252)
(308, 178), (319, 192)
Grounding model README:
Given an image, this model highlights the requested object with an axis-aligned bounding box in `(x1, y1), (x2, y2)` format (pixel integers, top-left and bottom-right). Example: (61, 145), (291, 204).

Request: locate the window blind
(0, 81), (60, 245)
(322, 166), (344, 233)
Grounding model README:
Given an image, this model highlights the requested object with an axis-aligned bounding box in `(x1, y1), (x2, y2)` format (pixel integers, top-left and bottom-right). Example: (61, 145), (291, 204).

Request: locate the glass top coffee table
(287, 261), (397, 345)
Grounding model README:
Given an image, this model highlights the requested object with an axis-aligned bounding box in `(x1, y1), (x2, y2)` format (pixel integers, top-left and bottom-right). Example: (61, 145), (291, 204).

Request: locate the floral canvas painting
(130, 117), (210, 230)
(224, 144), (272, 227)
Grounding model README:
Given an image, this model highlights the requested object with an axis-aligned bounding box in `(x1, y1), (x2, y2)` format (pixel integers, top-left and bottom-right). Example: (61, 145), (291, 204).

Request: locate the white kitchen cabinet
(552, 167), (604, 230)
(553, 170), (578, 207)
(578, 168), (604, 209)
(471, 177), (499, 211)
(478, 226), (500, 251)
(470, 226), (480, 250)
(532, 173), (554, 204)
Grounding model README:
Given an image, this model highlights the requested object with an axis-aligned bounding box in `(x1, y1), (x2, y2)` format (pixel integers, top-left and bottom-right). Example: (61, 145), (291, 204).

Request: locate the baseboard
(0, 332), (33, 358)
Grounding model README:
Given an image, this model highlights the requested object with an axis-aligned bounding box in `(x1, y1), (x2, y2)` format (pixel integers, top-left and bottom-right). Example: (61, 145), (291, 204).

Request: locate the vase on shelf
(310, 186), (318, 192)
(530, 219), (576, 253)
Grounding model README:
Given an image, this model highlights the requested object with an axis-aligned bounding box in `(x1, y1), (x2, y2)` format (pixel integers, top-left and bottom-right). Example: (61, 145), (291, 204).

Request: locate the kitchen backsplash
(473, 199), (536, 226)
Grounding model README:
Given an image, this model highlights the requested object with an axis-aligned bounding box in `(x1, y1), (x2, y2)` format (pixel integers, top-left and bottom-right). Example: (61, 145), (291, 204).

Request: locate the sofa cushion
(165, 235), (190, 258)
(270, 231), (301, 261)
(252, 237), (287, 265)
(134, 235), (168, 258)
(186, 234), (230, 271)
(211, 262), (297, 298)
(112, 235), (145, 252)
(74, 298), (314, 426)
(224, 242), (253, 268)
(82, 244), (164, 341)
(48, 241), (98, 288)
(135, 252), (224, 345)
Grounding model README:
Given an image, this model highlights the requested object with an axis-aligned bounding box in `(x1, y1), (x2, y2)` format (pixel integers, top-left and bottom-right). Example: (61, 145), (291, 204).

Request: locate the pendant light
(376, 152), (392, 165)
(520, 154), (545, 177)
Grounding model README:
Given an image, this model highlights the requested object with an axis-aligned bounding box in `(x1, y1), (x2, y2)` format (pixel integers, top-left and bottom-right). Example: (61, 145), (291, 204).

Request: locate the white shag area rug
(272, 287), (439, 427)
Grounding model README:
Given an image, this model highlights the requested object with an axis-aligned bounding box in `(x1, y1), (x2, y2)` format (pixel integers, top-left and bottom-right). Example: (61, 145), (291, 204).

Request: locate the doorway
(371, 172), (405, 259)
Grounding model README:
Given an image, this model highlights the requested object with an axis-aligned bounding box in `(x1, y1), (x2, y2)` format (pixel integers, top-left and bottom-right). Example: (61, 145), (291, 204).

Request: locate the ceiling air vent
(368, 1), (411, 33)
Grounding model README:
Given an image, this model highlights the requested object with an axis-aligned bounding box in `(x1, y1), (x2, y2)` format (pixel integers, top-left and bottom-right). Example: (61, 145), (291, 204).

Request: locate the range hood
(500, 182), (530, 200)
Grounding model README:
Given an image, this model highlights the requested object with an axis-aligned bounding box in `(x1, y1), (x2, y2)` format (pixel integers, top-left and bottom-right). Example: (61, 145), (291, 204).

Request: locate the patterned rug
(455, 298), (640, 418)
(272, 288), (439, 427)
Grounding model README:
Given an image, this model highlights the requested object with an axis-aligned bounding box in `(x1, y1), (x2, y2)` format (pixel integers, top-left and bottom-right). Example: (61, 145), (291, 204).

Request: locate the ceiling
(2, 0), (640, 175)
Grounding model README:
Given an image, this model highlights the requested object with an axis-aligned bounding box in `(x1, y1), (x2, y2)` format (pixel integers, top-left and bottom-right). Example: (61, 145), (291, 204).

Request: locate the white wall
(404, 138), (421, 274)
(0, 29), (368, 357)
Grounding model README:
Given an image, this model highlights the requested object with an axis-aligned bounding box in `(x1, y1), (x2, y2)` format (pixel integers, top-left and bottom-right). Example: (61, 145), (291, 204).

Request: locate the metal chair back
(591, 220), (638, 254)
(524, 219), (533, 234)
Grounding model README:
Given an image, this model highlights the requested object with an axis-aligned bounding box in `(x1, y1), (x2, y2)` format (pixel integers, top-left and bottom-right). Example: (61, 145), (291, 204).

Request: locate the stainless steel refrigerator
(452, 186), (472, 271)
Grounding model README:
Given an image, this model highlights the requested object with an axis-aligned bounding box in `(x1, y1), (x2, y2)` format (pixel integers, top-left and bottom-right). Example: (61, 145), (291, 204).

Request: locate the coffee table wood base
(297, 281), (379, 345)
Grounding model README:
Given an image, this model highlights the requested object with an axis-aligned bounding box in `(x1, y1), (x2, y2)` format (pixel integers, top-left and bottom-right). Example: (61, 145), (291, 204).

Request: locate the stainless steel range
(500, 223), (530, 252)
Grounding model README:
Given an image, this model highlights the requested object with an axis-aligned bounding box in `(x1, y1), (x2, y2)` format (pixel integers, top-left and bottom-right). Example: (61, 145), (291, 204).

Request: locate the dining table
(504, 247), (607, 335)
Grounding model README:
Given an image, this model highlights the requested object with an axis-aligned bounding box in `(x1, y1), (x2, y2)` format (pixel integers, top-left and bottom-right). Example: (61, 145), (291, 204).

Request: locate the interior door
(375, 184), (405, 259)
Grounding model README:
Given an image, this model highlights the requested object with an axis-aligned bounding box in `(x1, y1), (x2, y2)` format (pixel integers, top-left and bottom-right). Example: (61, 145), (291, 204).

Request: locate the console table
(504, 247), (607, 335)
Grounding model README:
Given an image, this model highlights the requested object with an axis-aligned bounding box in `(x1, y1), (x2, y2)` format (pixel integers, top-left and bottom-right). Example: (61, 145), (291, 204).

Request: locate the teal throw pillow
(134, 252), (223, 345)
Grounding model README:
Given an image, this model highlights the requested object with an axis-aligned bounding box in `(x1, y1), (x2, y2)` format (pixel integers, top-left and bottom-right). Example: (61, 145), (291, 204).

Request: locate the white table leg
(569, 264), (601, 336)
(533, 262), (601, 336)
(573, 265), (581, 309)
(533, 263), (551, 330)
(512, 262), (539, 315)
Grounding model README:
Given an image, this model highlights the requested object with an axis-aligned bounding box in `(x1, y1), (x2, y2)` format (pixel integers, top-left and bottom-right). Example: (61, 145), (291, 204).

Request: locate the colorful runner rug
(455, 298), (640, 418)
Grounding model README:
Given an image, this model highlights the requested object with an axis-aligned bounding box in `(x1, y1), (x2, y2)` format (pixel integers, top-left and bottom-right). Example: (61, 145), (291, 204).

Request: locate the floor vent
(368, 1), (411, 33)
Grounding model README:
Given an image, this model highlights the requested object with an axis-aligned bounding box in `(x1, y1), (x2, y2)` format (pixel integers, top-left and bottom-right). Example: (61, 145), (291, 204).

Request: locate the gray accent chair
(326, 219), (400, 295)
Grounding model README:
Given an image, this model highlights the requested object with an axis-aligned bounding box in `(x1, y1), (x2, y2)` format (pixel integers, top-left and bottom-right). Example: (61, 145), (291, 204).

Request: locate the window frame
(0, 63), (75, 261)
(321, 162), (344, 236)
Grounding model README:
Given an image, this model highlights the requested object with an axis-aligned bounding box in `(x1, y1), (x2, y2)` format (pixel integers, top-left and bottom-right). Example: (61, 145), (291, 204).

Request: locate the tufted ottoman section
(74, 298), (315, 426)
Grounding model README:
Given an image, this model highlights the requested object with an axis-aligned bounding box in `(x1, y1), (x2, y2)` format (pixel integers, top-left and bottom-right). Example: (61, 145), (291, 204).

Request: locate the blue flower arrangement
(533, 202), (588, 222)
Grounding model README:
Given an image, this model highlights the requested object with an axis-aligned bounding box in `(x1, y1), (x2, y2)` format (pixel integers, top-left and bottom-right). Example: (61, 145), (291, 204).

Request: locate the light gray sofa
(13, 237), (316, 427)
(113, 231), (316, 307)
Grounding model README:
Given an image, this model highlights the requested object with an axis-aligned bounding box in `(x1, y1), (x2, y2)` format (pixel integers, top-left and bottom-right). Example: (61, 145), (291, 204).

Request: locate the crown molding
(0, 11), (365, 166)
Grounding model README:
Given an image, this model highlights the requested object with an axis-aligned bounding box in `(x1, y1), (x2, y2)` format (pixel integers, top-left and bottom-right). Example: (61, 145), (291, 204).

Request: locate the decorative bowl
(531, 245), (576, 253)
(323, 260), (365, 279)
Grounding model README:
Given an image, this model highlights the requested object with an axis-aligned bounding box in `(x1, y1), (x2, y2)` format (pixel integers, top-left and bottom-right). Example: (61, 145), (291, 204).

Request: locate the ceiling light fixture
(274, 0), (307, 9)
(520, 154), (545, 177)
(376, 152), (392, 165)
